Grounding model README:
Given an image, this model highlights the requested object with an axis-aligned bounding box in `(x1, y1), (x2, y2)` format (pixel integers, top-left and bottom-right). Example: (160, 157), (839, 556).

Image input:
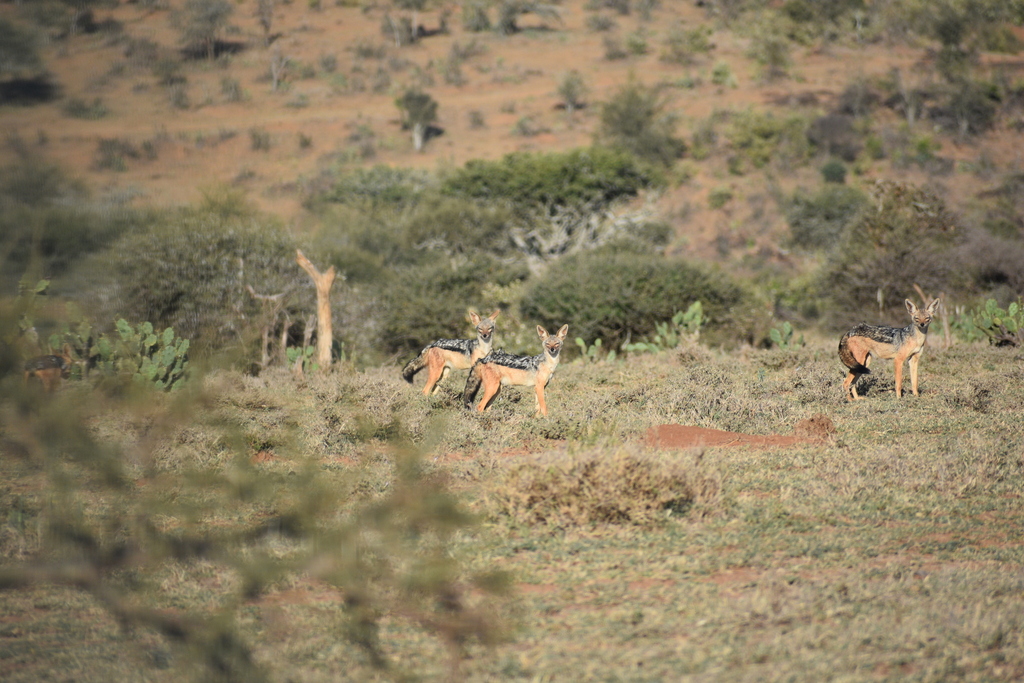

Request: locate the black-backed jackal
(462, 324), (569, 417)
(24, 344), (74, 393)
(402, 310), (500, 395)
(838, 298), (940, 402)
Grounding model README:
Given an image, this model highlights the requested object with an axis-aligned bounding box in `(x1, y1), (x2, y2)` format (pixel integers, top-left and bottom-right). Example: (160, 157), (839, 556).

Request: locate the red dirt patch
(645, 414), (835, 450)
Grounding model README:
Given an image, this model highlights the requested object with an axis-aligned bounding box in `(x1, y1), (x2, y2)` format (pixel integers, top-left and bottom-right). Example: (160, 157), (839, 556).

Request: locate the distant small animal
(838, 298), (940, 401)
(401, 310), (500, 395)
(462, 324), (569, 417)
(24, 345), (74, 393)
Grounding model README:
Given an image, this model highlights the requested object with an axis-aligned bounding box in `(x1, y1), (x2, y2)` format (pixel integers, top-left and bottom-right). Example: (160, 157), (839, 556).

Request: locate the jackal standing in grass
(402, 310), (500, 395)
(463, 324), (569, 417)
(839, 298), (941, 402)
(24, 344), (74, 393)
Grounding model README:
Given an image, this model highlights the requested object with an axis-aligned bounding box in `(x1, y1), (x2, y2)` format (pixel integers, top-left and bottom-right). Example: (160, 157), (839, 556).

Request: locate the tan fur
(467, 324), (568, 417)
(404, 310), (500, 396)
(24, 345), (74, 393)
(839, 298), (940, 402)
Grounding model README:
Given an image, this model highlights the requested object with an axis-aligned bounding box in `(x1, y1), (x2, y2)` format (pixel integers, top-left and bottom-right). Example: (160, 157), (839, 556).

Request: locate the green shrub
(785, 184), (868, 251)
(954, 299), (1024, 347)
(95, 138), (139, 171)
(0, 162), (137, 292)
(596, 80), (687, 167)
(382, 257), (527, 355)
(317, 165), (431, 208)
(442, 147), (658, 217)
(768, 321), (804, 349)
(711, 61), (735, 87)
(725, 108), (809, 172)
(746, 11), (792, 80)
(820, 180), (963, 326)
(821, 158), (847, 183)
(708, 185), (733, 209)
(462, 2), (491, 31)
(621, 302), (704, 354)
(661, 24), (713, 65)
(62, 97), (108, 119)
(520, 248), (747, 348)
(79, 213), (303, 353)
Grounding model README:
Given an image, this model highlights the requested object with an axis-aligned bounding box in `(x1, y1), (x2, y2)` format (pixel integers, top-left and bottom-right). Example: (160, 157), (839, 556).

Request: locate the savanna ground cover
(2, 339), (1023, 682)
(4, 0), (1024, 679)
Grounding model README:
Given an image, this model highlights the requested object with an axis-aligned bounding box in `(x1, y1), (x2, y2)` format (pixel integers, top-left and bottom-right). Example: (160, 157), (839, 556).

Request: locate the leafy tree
(0, 19), (42, 83)
(596, 79), (686, 167)
(557, 70), (588, 116)
(785, 184), (867, 251)
(495, 1), (562, 35)
(521, 247), (747, 348)
(442, 147), (658, 218)
(820, 180), (963, 327)
(395, 89), (438, 151)
(176, 0), (234, 60)
(256, 0), (274, 46)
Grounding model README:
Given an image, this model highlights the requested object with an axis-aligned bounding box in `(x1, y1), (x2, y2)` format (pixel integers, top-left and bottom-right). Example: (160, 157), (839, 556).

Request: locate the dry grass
(2, 342), (1024, 680)
(484, 447), (721, 527)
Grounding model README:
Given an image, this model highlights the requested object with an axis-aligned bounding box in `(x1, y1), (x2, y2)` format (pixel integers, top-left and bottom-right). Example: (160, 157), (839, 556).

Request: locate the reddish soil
(3, 0), (1018, 263)
(644, 413), (835, 450)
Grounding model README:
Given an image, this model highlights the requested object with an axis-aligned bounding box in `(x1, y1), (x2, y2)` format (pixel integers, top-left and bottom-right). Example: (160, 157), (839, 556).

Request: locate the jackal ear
(489, 309), (501, 321)
(469, 310), (481, 324)
(556, 324), (569, 340)
(536, 325), (548, 339)
(905, 299), (917, 314)
(926, 298), (940, 314)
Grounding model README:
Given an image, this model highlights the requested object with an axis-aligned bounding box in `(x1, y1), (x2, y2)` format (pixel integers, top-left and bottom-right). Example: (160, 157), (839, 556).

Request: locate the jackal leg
(477, 380), (500, 413)
(908, 352), (921, 396)
(534, 385), (548, 417)
(422, 350), (446, 396)
(844, 352), (871, 401)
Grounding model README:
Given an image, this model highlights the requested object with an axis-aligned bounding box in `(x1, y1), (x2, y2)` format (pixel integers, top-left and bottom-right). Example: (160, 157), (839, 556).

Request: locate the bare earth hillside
(3, 0), (1022, 262)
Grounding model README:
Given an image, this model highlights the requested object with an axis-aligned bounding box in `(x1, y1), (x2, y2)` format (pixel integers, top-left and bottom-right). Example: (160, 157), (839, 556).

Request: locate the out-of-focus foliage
(442, 146), (660, 217)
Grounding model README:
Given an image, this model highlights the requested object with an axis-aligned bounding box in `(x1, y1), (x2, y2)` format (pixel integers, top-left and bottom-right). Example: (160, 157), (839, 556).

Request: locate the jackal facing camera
(463, 324), (569, 417)
(838, 298), (940, 402)
(401, 310), (500, 395)
(24, 344), (74, 393)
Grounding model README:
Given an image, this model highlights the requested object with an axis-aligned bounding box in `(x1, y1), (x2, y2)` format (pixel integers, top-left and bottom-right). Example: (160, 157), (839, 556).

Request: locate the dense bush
(807, 113), (862, 162)
(441, 146), (659, 217)
(785, 184), (868, 251)
(0, 162), (138, 294)
(381, 256), (528, 355)
(71, 211), (304, 354)
(595, 81), (687, 167)
(725, 108), (809, 173)
(520, 247), (748, 349)
(315, 165), (432, 209)
(819, 180), (963, 327)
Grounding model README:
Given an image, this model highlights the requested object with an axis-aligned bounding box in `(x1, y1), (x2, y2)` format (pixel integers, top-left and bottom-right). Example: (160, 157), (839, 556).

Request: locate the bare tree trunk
(278, 311), (290, 366)
(270, 47), (289, 92)
(413, 122), (426, 152)
(246, 285), (285, 371)
(295, 250), (337, 370)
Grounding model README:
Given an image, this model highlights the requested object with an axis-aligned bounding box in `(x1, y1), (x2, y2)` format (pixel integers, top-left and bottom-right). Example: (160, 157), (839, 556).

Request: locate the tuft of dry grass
(486, 447), (721, 527)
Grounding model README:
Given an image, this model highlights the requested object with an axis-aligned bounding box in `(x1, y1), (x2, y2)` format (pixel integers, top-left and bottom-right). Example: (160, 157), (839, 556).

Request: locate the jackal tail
(462, 363), (483, 409)
(402, 354), (426, 383)
(838, 335), (870, 375)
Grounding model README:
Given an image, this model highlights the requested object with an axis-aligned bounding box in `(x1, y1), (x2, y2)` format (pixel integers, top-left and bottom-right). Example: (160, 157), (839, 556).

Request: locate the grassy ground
(2, 342), (1023, 681)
